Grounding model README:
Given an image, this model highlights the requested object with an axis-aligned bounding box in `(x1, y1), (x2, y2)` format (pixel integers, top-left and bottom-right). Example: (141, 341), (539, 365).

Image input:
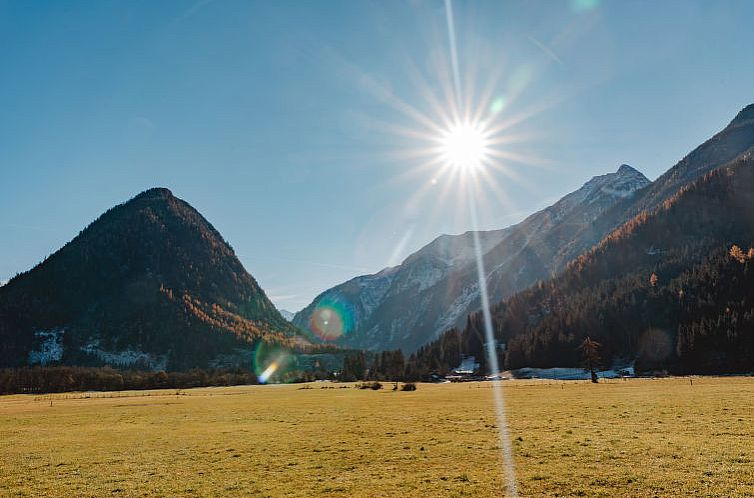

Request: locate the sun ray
(438, 2), (519, 496)
(486, 148), (551, 170)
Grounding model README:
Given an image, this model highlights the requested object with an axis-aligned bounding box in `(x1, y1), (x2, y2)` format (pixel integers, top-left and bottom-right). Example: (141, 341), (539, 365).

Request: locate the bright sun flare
(439, 121), (490, 171)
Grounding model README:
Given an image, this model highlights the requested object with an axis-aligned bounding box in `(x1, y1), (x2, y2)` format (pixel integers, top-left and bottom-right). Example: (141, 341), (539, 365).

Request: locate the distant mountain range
(2, 104), (753, 373)
(294, 166), (649, 351)
(295, 104), (754, 354)
(413, 152), (754, 375)
(0, 188), (308, 370)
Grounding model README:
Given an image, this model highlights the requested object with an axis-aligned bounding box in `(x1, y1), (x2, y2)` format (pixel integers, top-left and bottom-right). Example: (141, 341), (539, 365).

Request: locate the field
(1, 377), (752, 497)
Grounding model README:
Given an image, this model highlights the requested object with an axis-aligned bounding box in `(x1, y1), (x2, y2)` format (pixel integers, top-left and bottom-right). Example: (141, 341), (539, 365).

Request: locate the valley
(1, 378), (752, 497)
(2, 2), (754, 497)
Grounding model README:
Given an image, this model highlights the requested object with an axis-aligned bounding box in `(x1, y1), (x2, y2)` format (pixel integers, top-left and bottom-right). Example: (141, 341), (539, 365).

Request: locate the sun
(438, 121), (490, 172)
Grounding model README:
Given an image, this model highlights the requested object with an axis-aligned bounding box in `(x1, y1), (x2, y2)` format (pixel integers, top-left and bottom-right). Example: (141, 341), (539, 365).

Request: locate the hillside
(411, 154), (754, 375)
(0, 188), (305, 370)
(293, 229), (509, 343)
(295, 165), (650, 352)
(573, 103), (754, 265)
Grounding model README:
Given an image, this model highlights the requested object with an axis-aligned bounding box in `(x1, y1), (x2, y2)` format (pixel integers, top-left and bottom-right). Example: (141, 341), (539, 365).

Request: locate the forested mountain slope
(410, 154), (754, 375)
(299, 105), (754, 355)
(0, 188), (305, 370)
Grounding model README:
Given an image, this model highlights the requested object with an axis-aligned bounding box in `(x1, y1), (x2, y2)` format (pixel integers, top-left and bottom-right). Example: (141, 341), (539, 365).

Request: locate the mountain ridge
(294, 163), (651, 352)
(295, 104), (754, 354)
(0, 188), (305, 370)
(413, 152), (754, 375)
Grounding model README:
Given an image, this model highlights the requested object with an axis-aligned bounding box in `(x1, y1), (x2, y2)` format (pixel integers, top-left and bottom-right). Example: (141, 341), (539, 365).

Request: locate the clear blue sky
(1, 0), (752, 311)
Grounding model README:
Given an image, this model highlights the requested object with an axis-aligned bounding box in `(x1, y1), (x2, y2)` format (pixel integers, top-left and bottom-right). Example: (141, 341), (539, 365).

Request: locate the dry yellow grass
(1, 377), (752, 497)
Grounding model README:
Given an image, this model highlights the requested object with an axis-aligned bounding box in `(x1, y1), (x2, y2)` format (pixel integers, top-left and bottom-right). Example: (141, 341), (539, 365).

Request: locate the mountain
(411, 153), (754, 375)
(295, 164), (650, 352)
(633, 103), (754, 213)
(278, 309), (296, 321)
(295, 104), (754, 354)
(0, 188), (305, 370)
(293, 229), (511, 345)
(579, 104), (754, 253)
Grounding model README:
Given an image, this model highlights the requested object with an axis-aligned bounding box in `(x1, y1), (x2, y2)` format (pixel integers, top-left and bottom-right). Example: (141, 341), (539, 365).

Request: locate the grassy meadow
(1, 377), (752, 497)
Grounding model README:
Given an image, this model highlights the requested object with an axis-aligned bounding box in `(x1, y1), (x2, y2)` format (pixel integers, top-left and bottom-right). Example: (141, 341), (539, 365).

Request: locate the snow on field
(453, 356), (480, 374)
(511, 365), (635, 380)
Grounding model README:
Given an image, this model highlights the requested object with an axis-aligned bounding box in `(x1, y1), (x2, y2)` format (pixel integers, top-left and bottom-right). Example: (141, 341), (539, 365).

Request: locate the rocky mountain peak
(133, 187), (175, 201)
(727, 103), (754, 129)
(602, 164), (650, 193)
(617, 163), (642, 176)
(552, 165), (650, 217)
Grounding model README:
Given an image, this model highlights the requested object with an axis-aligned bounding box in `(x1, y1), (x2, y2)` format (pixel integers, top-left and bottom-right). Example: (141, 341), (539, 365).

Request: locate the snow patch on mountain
(355, 267), (399, 316)
(543, 164), (650, 223)
(393, 258), (448, 293)
(434, 282), (480, 336)
(405, 229), (508, 267)
(28, 328), (65, 365)
(81, 340), (168, 371)
(292, 266), (400, 333)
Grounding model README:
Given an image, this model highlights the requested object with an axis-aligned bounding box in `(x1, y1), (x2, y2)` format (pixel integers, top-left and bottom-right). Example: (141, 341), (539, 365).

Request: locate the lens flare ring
(253, 342), (293, 384)
(309, 299), (354, 341)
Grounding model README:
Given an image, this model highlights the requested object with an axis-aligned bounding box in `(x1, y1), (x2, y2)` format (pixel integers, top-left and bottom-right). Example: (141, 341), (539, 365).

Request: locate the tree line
(0, 366), (300, 395)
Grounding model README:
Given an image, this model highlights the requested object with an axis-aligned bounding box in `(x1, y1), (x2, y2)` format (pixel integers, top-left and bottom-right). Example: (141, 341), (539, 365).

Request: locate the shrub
(356, 381), (382, 390)
(401, 382), (417, 391)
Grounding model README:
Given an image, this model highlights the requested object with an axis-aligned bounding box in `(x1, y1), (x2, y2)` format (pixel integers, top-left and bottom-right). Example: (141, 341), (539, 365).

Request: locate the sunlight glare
(438, 121), (490, 171)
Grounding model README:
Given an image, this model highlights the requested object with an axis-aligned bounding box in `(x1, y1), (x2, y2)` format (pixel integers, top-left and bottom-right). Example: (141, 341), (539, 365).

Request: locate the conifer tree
(578, 337), (601, 383)
(730, 245), (746, 264)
